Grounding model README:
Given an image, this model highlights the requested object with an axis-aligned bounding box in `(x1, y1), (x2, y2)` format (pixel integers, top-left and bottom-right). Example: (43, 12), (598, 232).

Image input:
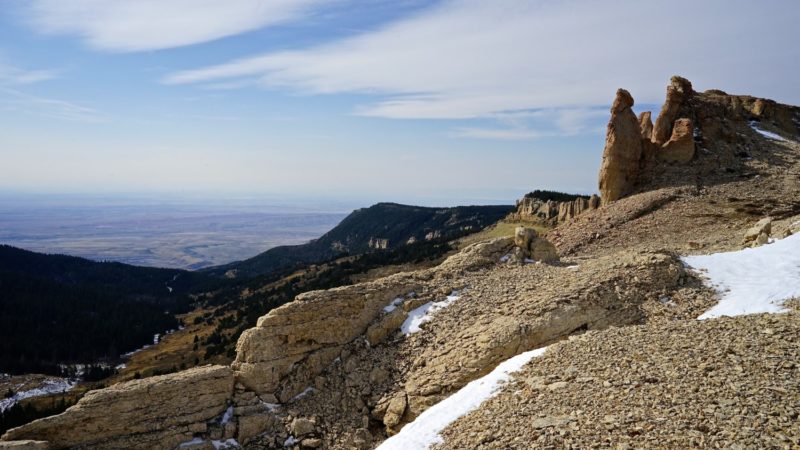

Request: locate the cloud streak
(0, 62), (58, 85)
(164, 0), (800, 122)
(24, 0), (333, 52)
(0, 88), (103, 122)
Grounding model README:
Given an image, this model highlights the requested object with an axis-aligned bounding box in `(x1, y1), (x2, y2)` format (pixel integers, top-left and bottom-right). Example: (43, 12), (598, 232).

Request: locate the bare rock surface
(2, 365), (234, 450)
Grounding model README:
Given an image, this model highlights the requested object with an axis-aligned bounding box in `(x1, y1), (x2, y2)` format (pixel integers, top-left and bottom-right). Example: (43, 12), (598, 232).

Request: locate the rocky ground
(438, 312), (800, 449)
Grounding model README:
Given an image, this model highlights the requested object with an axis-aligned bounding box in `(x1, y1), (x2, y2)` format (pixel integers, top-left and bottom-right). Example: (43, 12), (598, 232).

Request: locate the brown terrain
(1, 76), (799, 449)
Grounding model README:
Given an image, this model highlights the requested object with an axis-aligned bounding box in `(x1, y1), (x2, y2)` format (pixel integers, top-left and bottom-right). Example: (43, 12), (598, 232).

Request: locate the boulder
(514, 227), (537, 249)
(530, 238), (559, 262)
(237, 413), (279, 445)
(2, 366), (234, 450)
(351, 428), (372, 450)
(743, 217), (772, 245)
(658, 118), (695, 163)
(598, 89), (643, 204)
(382, 393), (408, 429)
(290, 417), (316, 437)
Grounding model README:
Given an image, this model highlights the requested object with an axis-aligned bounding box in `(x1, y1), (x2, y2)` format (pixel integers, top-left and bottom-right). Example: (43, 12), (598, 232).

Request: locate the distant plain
(0, 194), (350, 269)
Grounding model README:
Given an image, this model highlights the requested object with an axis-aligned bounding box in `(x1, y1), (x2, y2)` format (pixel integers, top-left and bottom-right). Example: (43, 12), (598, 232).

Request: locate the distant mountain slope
(205, 202), (514, 278)
(0, 246), (212, 375)
(0, 245), (206, 296)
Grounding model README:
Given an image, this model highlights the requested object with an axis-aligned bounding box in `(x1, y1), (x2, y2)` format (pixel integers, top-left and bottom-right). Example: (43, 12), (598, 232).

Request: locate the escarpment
(3, 77), (799, 449)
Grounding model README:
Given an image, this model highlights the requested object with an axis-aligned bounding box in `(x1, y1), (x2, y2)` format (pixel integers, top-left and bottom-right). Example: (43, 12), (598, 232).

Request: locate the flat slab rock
(2, 365), (234, 450)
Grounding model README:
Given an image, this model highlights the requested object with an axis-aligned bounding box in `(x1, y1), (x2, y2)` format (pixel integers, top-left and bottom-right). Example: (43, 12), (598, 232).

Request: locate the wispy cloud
(0, 87), (103, 122)
(453, 108), (608, 141)
(0, 62), (59, 85)
(24, 0), (334, 52)
(163, 0), (800, 121)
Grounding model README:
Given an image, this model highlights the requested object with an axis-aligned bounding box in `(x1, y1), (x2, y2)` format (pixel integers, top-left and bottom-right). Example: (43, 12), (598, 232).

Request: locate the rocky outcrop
(510, 194), (600, 225)
(652, 76), (693, 145)
(2, 366), (234, 450)
(368, 238), (389, 249)
(232, 237), (513, 403)
(638, 111), (653, 140)
(233, 275), (422, 402)
(598, 89), (643, 204)
(658, 118), (695, 163)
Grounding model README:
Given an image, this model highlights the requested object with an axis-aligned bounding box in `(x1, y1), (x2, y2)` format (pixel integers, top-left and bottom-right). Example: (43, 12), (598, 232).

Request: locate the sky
(0, 0), (798, 206)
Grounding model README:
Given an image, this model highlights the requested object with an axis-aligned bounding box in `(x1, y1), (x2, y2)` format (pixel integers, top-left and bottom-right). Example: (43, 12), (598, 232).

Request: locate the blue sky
(1, 0), (798, 206)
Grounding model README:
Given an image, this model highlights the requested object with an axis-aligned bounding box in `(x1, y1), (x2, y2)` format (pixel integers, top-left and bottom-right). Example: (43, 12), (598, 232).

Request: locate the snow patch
(262, 402), (281, 412)
(212, 439), (239, 449)
(749, 121), (788, 142)
(377, 347), (548, 449)
(220, 406), (233, 424)
(284, 436), (297, 447)
(177, 437), (205, 448)
(499, 253), (511, 263)
(0, 378), (77, 413)
(383, 297), (404, 313)
(401, 291), (461, 335)
(289, 386), (315, 402)
(683, 232), (800, 319)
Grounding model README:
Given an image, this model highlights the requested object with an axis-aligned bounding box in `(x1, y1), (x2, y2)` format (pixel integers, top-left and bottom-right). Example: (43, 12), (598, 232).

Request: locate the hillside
(0, 246), (212, 375)
(205, 203), (513, 279)
(2, 77), (799, 449)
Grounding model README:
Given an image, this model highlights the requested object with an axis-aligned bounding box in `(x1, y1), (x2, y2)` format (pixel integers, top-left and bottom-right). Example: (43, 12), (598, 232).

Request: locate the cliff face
(598, 76), (800, 204)
(510, 194), (601, 225)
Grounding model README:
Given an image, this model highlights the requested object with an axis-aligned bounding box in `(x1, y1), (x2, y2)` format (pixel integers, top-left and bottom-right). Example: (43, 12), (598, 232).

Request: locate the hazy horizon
(2, 0), (798, 197)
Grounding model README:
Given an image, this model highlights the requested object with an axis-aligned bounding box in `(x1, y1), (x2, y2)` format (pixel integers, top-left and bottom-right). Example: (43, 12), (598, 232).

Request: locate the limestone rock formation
(2, 366), (234, 450)
(658, 118), (695, 163)
(233, 275), (422, 401)
(598, 89), (643, 204)
(652, 76), (693, 145)
(638, 111), (653, 140)
(510, 194), (600, 225)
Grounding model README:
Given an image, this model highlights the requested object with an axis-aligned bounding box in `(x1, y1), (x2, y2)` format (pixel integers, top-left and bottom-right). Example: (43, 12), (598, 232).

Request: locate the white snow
(749, 121), (788, 142)
(289, 386), (315, 402)
(383, 297), (404, 313)
(0, 378), (78, 412)
(401, 291), (461, 335)
(284, 436), (297, 447)
(377, 347), (548, 450)
(121, 344), (151, 358)
(212, 439), (239, 449)
(177, 437), (205, 448)
(220, 406), (233, 424)
(262, 402), (281, 412)
(499, 253), (511, 263)
(683, 232), (800, 319)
